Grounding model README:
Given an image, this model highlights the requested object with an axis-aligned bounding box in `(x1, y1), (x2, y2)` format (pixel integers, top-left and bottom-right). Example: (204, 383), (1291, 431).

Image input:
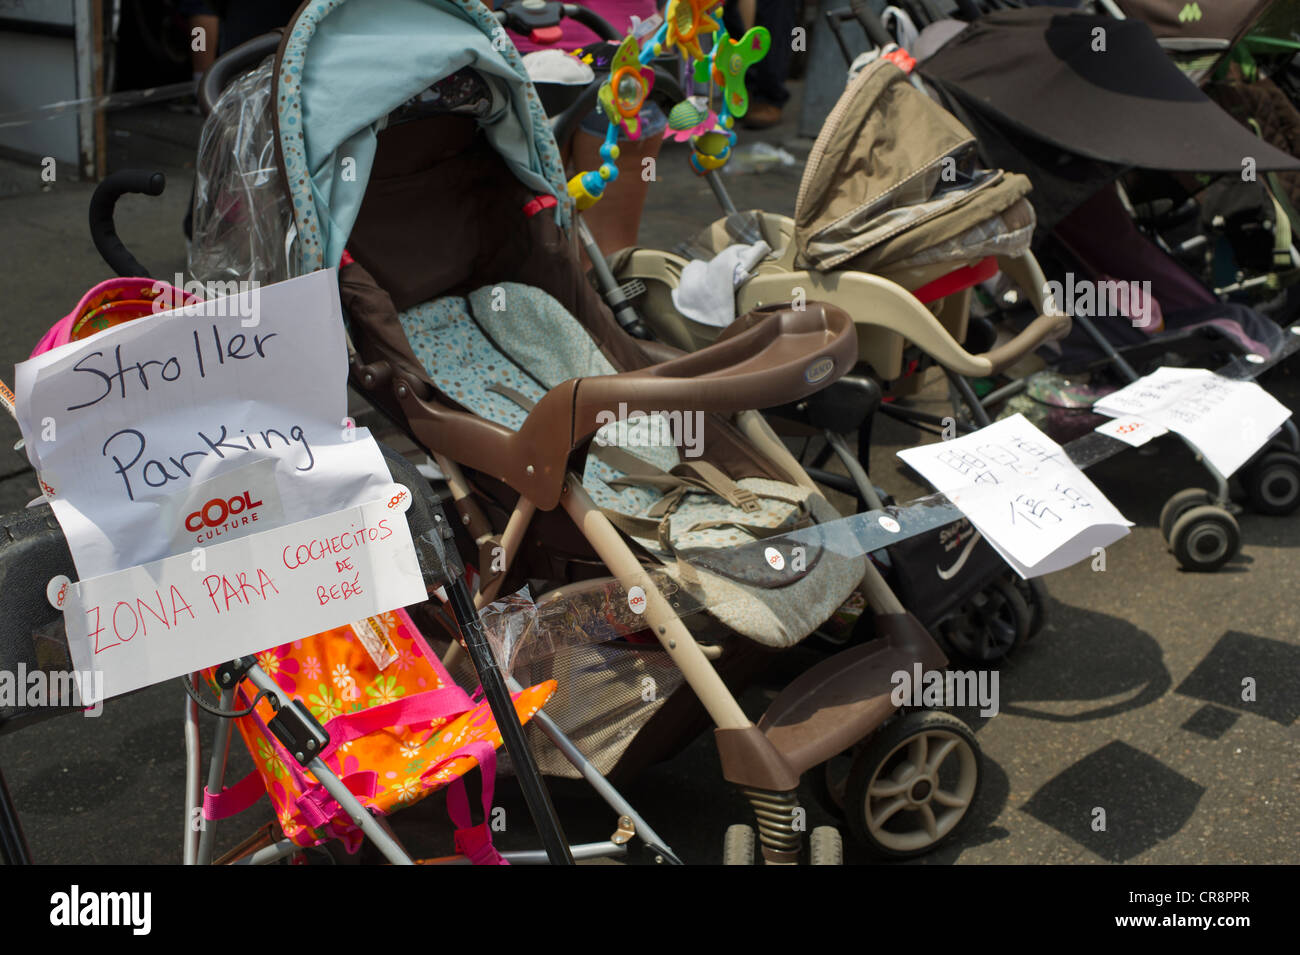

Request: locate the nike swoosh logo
(936, 530), (982, 580)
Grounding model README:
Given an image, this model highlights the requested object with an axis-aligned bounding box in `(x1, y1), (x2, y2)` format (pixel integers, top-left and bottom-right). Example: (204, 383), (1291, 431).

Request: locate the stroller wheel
(722, 824), (757, 866)
(936, 578), (1030, 665)
(845, 711), (982, 860)
(1013, 576), (1049, 641)
(1169, 505), (1240, 572)
(1159, 488), (1214, 543)
(809, 826), (844, 866)
(1239, 451), (1300, 516)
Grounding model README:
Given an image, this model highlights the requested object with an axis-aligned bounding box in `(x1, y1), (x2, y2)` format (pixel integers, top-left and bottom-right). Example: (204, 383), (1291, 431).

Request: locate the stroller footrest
(756, 613), (947, 777)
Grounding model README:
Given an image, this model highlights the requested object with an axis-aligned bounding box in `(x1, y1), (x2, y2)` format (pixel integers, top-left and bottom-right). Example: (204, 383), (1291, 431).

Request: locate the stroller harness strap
(484, 381), (805, 543)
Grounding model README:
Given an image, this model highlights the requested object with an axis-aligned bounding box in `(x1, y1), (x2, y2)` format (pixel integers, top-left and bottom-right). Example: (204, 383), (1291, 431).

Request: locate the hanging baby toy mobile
(567, 0), (771, 210)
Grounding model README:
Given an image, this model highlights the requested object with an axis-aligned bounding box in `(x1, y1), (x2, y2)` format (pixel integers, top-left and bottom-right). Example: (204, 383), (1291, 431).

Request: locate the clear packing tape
(187, 58), (293, 286)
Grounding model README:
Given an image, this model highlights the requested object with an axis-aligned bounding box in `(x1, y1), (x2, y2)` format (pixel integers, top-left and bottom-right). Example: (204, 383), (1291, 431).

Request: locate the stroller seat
(610, 59), (1067, 384)
(390, 279), (861, 648)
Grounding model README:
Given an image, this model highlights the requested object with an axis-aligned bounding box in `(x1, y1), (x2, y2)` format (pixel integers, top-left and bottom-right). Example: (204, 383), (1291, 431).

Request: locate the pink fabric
(444, 742), (508, 865)
(315, 685), (474, 762)
(509, 0), (655, 53)
(31, 277), (200, 357)
(294, 771), (379, 829)
(203, 770), (268, 820)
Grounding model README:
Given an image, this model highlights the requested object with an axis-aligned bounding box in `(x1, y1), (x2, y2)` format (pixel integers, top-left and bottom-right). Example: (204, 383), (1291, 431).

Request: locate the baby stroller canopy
(274, 0), (570, 274)
(1116, 0), (1273, 47)
(919, 8), (1300, 174)
(794, 58), (1034, 276)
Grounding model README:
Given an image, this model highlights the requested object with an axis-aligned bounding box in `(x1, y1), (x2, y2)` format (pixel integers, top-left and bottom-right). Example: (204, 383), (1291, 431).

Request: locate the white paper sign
(898, 414), (1132, 578)
(14, 270), (393, 578)
(1093, 367), (1291, 477)
(13, 271), (428, 700)
(57, 492), (426, 703)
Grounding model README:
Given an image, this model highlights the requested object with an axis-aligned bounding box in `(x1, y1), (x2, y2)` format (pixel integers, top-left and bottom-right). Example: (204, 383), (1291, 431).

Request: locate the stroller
(176, 0), (995, 862)
(0, 263), (601, 865)
(565, 33), (1071, 661)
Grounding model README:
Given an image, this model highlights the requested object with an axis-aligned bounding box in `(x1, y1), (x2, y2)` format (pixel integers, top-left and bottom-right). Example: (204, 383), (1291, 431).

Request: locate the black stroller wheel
(1013, 576), (1049, 641)
(1240, 451), (1300, 516)
(1169, 505), (1241, 572)
(1159, 488), (1215, 543)
(936, 578), (1030, 665)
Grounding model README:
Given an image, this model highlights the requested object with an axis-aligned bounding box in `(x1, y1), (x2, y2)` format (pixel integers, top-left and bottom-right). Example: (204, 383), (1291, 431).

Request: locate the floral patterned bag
(202, 608), (555, 862)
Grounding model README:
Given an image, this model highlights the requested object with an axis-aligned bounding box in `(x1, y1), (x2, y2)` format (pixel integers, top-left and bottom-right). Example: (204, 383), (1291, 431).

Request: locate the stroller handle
(849, 0), (897, 49)
(390, 303), (858, 510)
(493, 3), (620, 43)
(197, 31), (283, 117)
(88, 170), (165, 278)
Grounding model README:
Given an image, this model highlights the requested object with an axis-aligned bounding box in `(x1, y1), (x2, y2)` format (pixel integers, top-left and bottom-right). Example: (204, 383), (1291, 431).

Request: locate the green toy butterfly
(693, 25), (770, 118)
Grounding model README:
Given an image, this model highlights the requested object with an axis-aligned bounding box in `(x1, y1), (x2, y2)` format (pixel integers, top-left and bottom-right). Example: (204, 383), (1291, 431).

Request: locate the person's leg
(729, 0), (796, 128)
(565, 123), (664, 262)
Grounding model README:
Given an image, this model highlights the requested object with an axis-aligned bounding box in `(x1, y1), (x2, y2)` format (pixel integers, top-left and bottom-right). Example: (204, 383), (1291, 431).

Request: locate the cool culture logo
(1042, 273), (1155, 328)
(184, 490), (264, 538)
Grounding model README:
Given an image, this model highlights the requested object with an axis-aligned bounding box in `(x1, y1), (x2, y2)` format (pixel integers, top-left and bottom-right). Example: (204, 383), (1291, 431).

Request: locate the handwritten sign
(898, 414), (1132, 578)
(14, 271), (427, 701)
(55, 491), (425, 703)
(1093, 367), (1291, 477)
(14, 270), (394, 577)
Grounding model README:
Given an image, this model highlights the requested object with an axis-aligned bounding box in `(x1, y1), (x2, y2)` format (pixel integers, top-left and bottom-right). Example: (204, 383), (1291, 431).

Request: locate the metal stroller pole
(196, 686), (237, 865)
(578, 217), (650, 339)
(705, 170), (739, 217)
(445, 574), (576, 865)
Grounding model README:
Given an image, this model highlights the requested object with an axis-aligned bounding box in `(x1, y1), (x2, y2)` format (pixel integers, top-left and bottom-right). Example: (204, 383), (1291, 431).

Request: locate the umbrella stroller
(0, 258), (590, 865)
(179, 0), (992, 862)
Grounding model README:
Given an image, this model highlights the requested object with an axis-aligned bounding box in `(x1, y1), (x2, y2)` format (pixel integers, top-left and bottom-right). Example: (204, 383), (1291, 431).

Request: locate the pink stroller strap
(442, 741), (508, 865)
(203, 769), (268, 820)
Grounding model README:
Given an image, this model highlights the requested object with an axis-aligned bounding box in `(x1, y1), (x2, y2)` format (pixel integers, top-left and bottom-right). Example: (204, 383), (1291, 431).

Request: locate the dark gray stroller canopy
(919, 7), (1300, 232)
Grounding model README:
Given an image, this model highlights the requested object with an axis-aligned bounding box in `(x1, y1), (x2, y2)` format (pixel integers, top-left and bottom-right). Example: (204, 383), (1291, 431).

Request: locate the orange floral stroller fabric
(202, 608), (555, 862)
